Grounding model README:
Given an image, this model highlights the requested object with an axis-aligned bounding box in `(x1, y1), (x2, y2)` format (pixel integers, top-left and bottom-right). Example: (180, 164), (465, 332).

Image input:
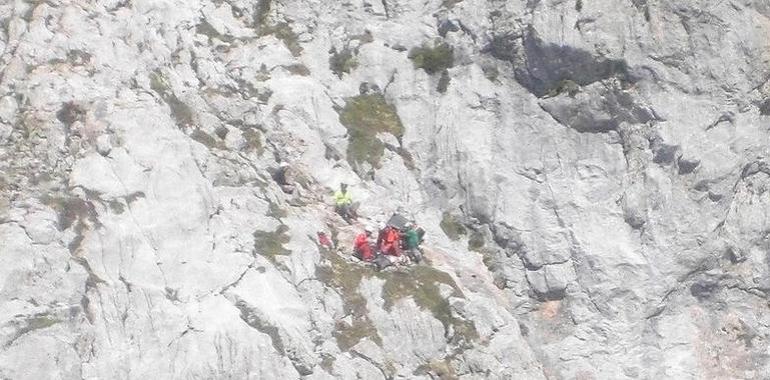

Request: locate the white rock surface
(0, 0), (769, 378)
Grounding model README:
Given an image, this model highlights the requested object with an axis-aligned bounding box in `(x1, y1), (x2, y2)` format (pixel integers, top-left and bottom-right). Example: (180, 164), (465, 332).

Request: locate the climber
(333, 183), (356, 223)
(380, 225), (401, 257)
(317, 231), (334, 251)
(353, 227), (374, 261)
(403, 223), (421, 263)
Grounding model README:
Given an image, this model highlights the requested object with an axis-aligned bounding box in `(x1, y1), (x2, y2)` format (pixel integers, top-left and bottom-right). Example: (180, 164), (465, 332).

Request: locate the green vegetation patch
(380, 265), (478, 344)
(149, 70), (195, 128)
(253, 225), (291, 259)
(318, 250), (478, 351)
(545, 79), (580, 98)
(468, 230), (485, 252)
(190, 129), (221, 149)
(253, 0), (272, 29)
(267, 200), (287, 219)
(409, 42), (454, 75)
(196, 20), (234, 43)
(6, 313), (62, 347)
(316, 252), (382, 351)
(482, 65), (499, 82)
(414, 358), (457, 379)
(284, 63), (310, 76)
(260, 23), (302, 56)
(242, 128), (264, 154)
(440, 212), (466, 241)
(330, 47), (358, 78)
(338, 94), (404, 170)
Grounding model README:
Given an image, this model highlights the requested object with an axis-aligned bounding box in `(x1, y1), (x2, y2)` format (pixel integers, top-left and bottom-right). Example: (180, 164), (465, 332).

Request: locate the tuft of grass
(253, 0), (272, 30)
(318, 250), (478, 351)
(545, 79), (580, 98)
(482, 65), (499, 82)
(267, 201), (287, 219)
(442, 0), (463, 8)
(196, 20), (234, 43)
(260, 23), (302, 56)
(108, 200), (125, 214)
(440, 212), (466, 241)
(284, 64), (310, 76)
(190, 129), (221, 149)
(330, 47), (358, 78)
(253, 225), (291, 259)
(409, 42), (454, 75)
(242, 128), (264, 154)
(380, 265), (478, 344)
(414, 359), (457, 379)
(8, 313), (62, 346)
(468, 230), (485, 252)
(316, 253), (383, 351)
(319, 354), (336, 372)
(149, 70), (195, 128)
(338, 94), (404, 170)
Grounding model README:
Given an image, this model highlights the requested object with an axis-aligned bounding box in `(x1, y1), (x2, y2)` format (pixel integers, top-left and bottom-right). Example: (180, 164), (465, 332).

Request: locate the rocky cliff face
(1, 0), (769, 378)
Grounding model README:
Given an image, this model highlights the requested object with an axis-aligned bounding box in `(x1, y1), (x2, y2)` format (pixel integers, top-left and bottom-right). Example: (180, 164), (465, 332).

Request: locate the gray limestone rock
(0, 0), (768, 378)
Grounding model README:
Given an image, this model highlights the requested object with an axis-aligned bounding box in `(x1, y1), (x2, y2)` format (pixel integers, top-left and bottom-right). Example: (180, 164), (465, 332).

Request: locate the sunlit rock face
(1, 0), (769, 378)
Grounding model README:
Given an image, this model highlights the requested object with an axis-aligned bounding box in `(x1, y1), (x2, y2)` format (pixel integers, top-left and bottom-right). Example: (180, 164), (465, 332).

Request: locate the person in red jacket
(353, 227), (374, 261)
(380, 226), (401, 257)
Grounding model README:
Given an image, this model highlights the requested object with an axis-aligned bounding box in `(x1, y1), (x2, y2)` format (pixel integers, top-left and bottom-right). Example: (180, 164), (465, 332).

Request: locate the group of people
(332, 183), (425, 269)
(353, 222), (424, 268)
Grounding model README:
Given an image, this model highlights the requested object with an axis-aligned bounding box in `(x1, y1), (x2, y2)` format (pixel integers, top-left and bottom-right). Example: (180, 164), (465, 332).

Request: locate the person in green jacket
(333, 183), (355, 223)
(404, 224), (422, 263)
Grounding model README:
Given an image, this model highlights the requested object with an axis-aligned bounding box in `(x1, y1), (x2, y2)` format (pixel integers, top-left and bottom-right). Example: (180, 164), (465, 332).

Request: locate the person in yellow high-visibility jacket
(333, 183), (355, 223)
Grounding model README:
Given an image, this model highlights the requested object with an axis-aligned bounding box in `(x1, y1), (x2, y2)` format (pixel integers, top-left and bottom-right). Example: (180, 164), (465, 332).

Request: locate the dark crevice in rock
(234, 300), (285, 355)
(705, 112), (735, 130)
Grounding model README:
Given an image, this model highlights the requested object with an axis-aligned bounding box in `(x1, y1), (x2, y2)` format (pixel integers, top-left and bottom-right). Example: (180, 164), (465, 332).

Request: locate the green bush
(440, 212), (466, 240)
(468, 230), (485, 252)
(409, 43), (454, 75)
(338, 94), (404, 170)
(253, 225), (291, 259)
(260, 23), (302, 56)
(330, 48), (358, 78)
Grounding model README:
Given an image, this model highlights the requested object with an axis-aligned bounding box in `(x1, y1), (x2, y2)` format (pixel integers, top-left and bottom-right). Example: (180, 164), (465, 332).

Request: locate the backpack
(373, 255), (392, 271)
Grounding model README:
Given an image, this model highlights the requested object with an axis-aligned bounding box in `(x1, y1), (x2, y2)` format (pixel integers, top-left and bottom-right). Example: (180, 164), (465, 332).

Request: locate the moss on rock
(330, 47), (358, 78)
(338, 94), (404, 170)
(149, 70), (195, 128)
(440, 212), (466, 241)
(380, 265), (478, 344)
(467, 230), (485, 252)
(316, 252), (383, 351)
(409, 42), (454, 75)
(253, 225), (291, 259)
(260, 23), (302, 56)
